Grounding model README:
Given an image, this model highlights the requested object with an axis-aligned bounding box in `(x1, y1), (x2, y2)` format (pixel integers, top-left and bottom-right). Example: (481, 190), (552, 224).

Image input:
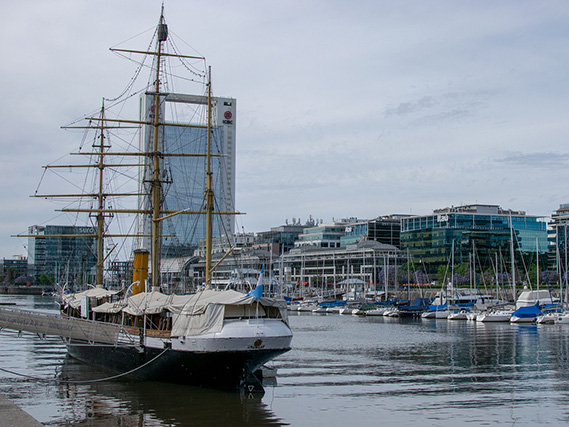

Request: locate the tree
(14, 276), (28, 286)
(38, 274), (54, 285)
(4, 268), (18, 284)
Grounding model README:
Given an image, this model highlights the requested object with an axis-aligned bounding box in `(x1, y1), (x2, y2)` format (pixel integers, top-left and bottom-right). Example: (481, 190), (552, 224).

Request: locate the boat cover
(91, 301), (127, 314)
(170, 290), (287, 337)
(511, 303), (542, 319)
(92, 291), (184, 315)
(427, 303), (448, 311)
(87, 289), (288, 337)
(122, 291), (173, 315)
(63, 288), (121, 309)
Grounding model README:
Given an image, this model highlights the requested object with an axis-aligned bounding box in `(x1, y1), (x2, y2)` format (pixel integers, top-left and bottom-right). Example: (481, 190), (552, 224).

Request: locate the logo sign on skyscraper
(223, 110), (233, 124)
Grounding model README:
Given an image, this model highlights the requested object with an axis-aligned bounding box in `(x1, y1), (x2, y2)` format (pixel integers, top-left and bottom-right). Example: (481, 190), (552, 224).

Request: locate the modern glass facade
(549, 203), (569, 275)
(138, 93), (236, 256)
(28, 225), (96, 284)
(296, 224), (347, 248)
(1, 257), (28, 279)
(159, 125), (224, 255)
(255, 225), (308, 253)
(400, 204), (547, 273)
(341, 216), (404, 248)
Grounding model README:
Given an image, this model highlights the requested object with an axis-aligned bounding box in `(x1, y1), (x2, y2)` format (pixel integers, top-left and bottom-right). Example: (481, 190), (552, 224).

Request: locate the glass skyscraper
(138, 93), (236, 256)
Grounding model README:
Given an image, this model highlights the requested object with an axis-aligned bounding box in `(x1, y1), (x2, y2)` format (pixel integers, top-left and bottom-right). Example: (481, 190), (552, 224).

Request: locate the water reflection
(4, 296), (569, 425)
(0, 296), (286, 426)
(54, 357), (286, 426)
(274, 314), (569, 425)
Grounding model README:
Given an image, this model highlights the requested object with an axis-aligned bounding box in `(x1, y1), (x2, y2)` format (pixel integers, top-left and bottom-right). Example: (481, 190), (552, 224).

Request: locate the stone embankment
(0, 394), (44, 426)
(0, 286), (43, 295)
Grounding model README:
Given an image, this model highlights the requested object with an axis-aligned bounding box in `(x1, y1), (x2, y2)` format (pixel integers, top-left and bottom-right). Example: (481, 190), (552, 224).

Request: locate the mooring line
(0, 347), (170, 384)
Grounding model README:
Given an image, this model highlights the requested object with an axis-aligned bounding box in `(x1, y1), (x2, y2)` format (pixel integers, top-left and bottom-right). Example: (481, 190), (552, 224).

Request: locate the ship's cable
(0, 346), (170, 384)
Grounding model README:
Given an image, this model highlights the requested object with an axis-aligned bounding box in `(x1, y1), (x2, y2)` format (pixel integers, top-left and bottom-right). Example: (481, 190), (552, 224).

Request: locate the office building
(1, 256), (29, 280)
(281, 240), (401, 290)
(294, 221), (350, 249)
(255, 224), (309, 254)
(27, 225), (97, 284)
(400, 204), (548, 274)
(549, 203), (569, 273)
(138, 93), (236, 256)
(340, 215), (407, 248)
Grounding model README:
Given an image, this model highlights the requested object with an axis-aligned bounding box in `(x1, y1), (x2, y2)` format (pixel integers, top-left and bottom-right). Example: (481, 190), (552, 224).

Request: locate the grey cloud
(415, 108), (473, 125)
(384, 96), (437, 117)
(497, 152), (569, 167)
(384, 90), (492, 128)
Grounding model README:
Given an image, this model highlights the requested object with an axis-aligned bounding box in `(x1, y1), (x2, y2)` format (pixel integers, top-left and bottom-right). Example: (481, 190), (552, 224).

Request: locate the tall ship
(1, 8), (292, 392)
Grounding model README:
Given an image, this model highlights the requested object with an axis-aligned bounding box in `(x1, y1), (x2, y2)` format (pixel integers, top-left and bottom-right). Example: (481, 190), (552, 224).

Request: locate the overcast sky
(2, 0), (569, 258)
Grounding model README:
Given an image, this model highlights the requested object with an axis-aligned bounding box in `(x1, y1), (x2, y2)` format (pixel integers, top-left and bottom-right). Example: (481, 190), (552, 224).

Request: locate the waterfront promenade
(0, 394), (43, 427)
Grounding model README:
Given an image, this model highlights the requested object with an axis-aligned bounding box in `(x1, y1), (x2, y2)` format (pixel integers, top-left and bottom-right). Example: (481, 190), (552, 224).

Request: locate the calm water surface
(1, 295), (569, 426)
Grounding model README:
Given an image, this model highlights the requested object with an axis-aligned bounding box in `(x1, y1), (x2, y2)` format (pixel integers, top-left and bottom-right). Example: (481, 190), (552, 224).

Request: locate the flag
(247, 265), (264, 298)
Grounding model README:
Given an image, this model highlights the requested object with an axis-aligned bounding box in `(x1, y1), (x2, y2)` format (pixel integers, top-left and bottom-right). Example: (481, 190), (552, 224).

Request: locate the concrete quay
(0, 286), (43, 295)
(0, 394), (44, 426)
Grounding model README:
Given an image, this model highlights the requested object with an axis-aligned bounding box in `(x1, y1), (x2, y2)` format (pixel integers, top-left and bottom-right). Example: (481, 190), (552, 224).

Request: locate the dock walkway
(0, 394), (43, 426)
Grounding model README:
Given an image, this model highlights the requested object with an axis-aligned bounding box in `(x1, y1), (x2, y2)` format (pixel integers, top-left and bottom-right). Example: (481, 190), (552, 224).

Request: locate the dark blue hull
(66, 341), (289, 391)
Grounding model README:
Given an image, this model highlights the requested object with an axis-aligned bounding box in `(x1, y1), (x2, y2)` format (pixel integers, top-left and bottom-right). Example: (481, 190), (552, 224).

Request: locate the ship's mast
(205, 67), (213, 289)
(24, 8), (237, 292)
(150, 11), (168, 291)
(95, 102), (107, 287)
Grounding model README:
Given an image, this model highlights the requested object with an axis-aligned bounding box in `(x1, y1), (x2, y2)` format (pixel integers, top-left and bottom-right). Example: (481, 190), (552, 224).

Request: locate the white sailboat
(476, 309), (513, 322)
(476, 220), (520, 323)
(423, 242), (455, 320)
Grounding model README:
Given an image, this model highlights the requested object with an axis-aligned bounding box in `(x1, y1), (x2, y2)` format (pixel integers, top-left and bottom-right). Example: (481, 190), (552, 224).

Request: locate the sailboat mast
(536, 236), (540, 292)
(510, 215), (516, 302)
(205, 66), (214, 289)
(150, 12), (167, 291)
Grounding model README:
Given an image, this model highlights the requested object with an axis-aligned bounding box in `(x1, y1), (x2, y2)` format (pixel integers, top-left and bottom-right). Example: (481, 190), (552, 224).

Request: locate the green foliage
(436, 265), (448, 284)
(454, 262), (469, 276)
(38, 274), (54, 285)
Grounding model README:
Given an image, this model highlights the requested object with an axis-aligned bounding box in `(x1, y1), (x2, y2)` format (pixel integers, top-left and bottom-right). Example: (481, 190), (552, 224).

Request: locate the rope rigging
(0, 345), (170, 385)
(104, 30), (156, 104)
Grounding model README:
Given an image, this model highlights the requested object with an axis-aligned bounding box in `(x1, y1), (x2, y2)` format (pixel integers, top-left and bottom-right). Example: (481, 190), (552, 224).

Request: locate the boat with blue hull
(6, 7), (292, 392)
(510, 303), (542, 323)
(66, 324), (290, 389)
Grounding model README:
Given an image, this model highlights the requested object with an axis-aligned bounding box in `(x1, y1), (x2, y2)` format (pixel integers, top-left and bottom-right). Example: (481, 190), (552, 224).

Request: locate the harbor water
(1, 295), (569, 426)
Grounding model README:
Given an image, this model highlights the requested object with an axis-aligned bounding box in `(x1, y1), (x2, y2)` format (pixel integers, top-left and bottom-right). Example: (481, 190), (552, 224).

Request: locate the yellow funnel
(132, 249), (149, 295)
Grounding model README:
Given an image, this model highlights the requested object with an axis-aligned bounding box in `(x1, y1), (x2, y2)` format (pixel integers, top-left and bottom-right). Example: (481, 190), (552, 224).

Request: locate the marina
(2, 294), (569, 426)
(2, 4), (569, 426)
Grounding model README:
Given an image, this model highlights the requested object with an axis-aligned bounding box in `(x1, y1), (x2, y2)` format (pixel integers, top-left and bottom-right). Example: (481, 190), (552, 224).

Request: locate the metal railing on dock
(0, 306), (131, 346)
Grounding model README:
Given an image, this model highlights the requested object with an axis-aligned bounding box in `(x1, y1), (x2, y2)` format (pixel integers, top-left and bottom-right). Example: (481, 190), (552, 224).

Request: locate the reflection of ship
(57, 355), (287, 426)
(1, 7), (291, 392)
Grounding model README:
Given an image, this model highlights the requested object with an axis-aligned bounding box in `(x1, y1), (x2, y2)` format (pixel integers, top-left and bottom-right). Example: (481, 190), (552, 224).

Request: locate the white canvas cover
(170, 289), (280, 337)
(91, 301), (126, 314)
(92, 291), (182, 315)
(122, 291), (172, 316)
(74, 288), (288, 337)
(63, 288), (120, 309)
